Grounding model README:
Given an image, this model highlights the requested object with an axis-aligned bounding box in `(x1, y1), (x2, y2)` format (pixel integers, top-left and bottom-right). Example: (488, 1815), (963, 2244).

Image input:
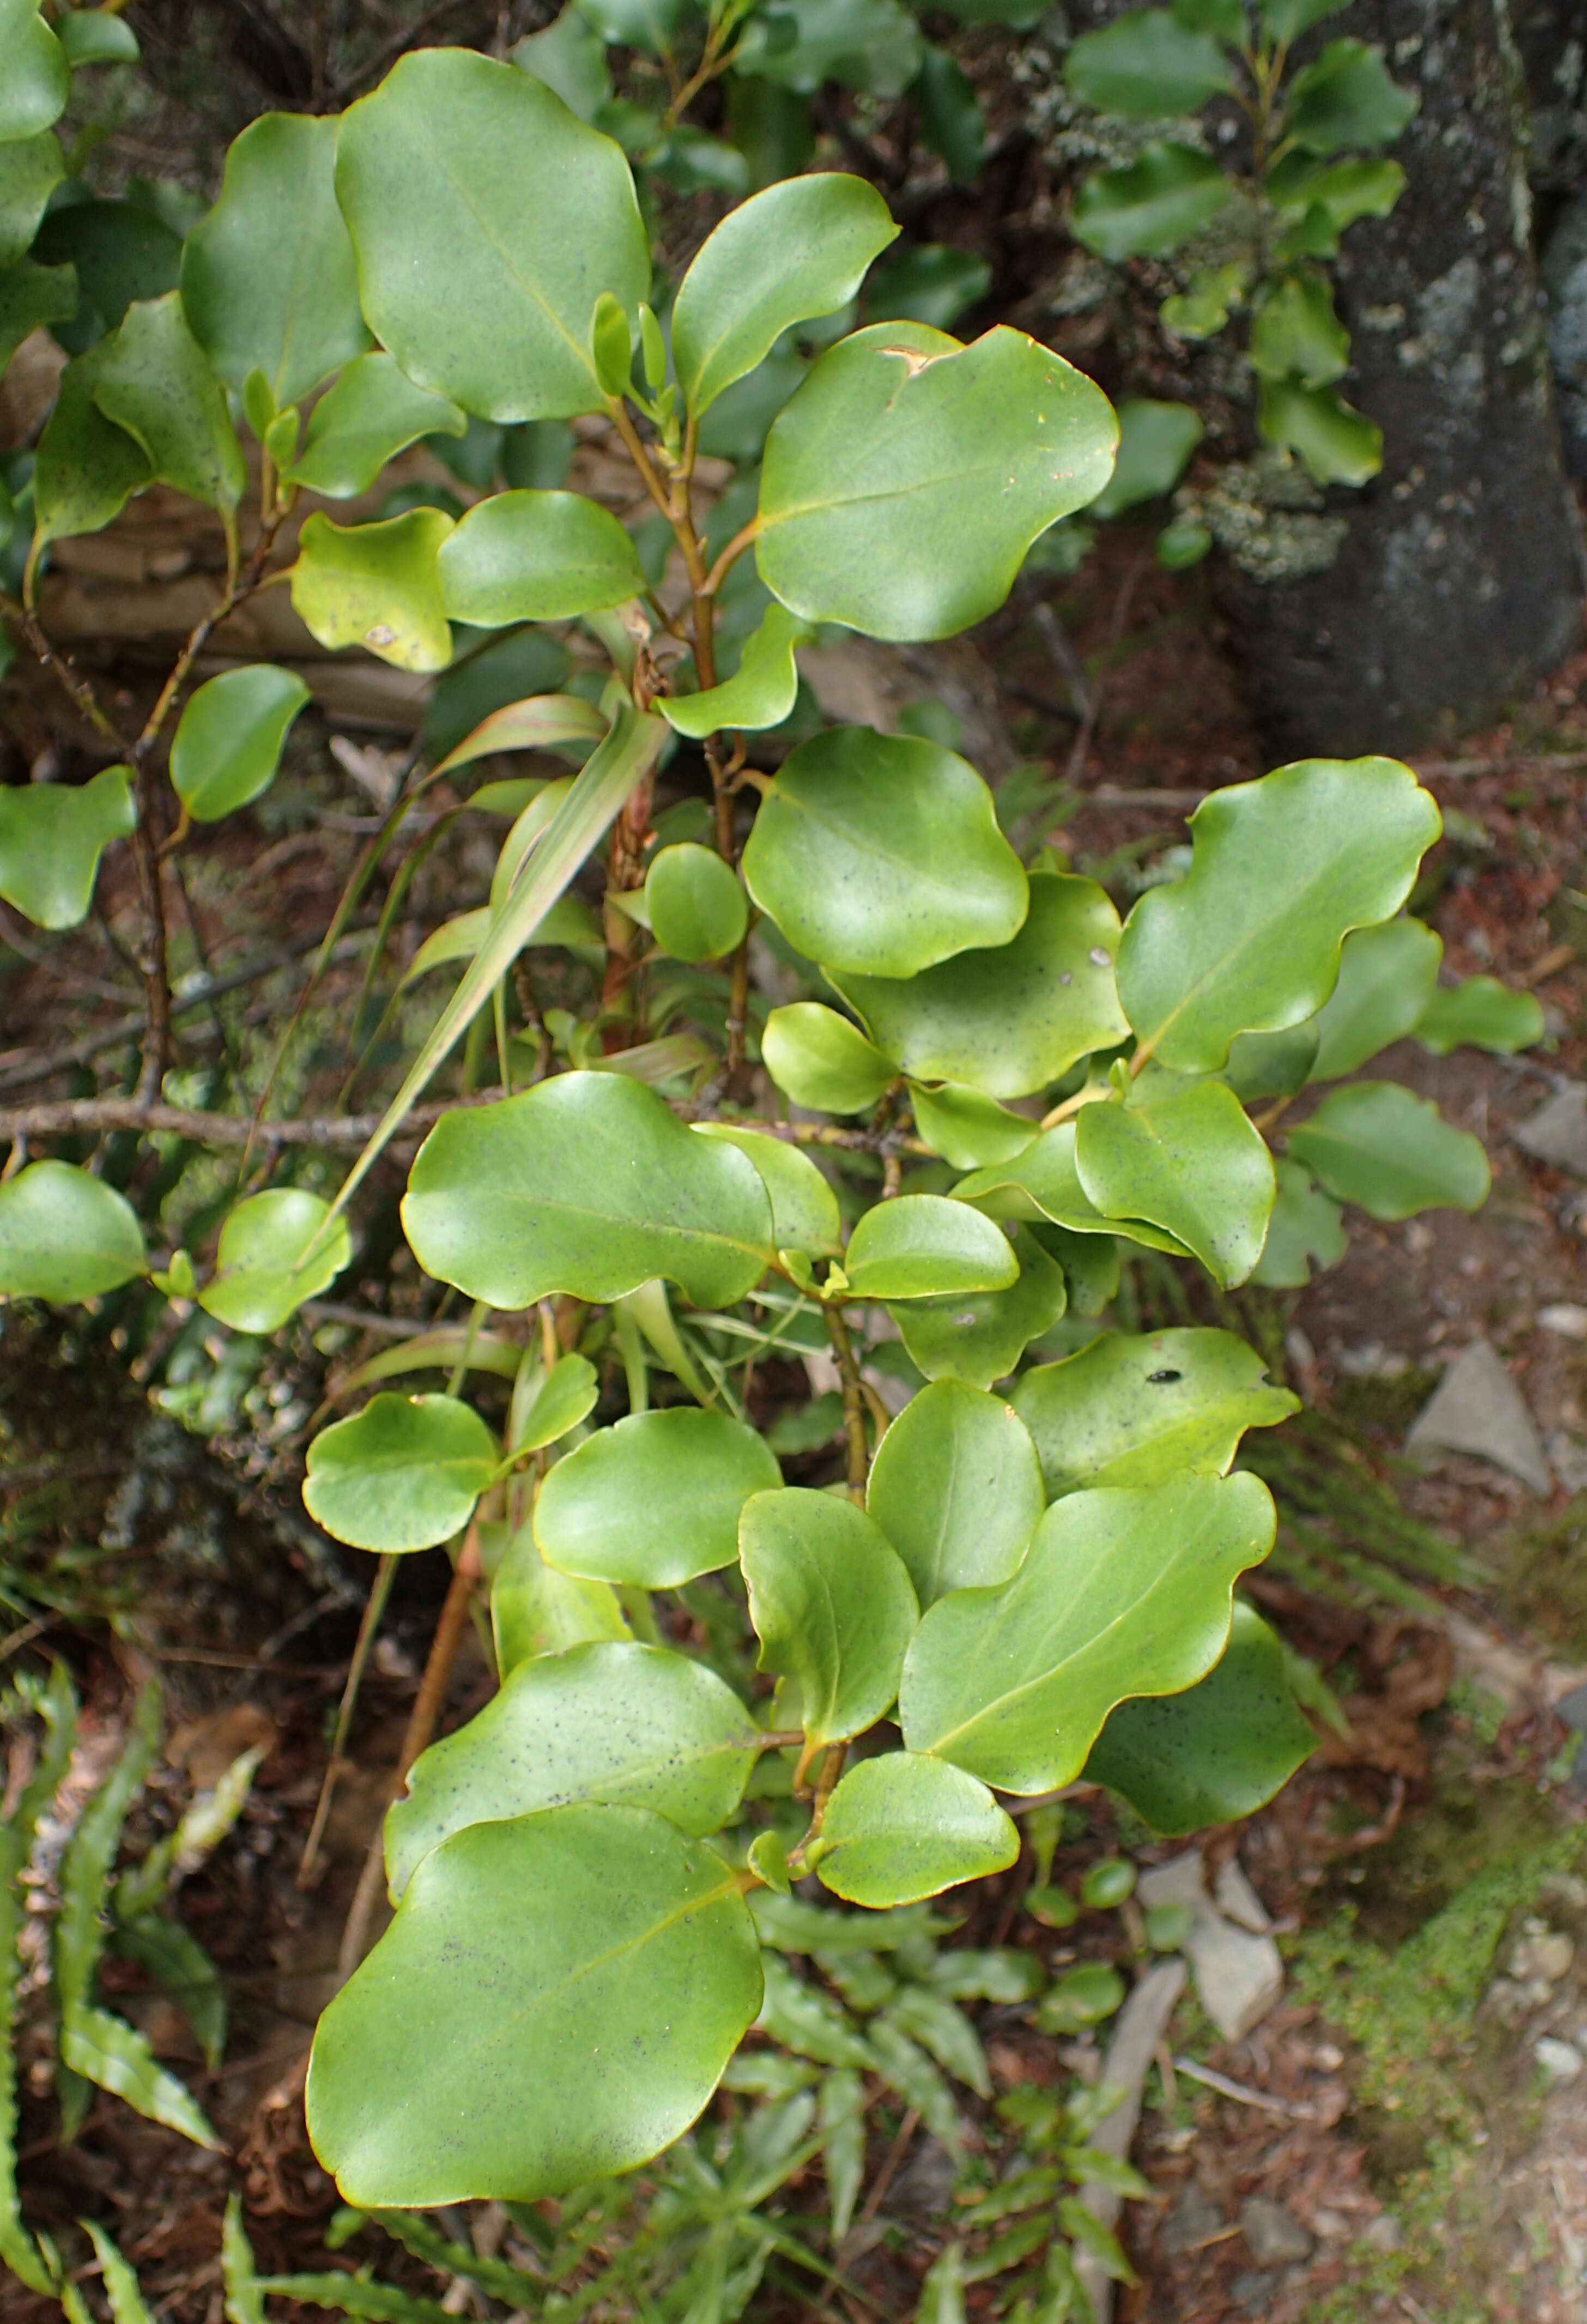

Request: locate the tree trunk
(1219, 0), (1583, 760)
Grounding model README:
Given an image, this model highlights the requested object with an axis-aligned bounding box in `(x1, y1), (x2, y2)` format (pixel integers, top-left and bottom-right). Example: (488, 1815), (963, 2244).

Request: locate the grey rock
(1160, 2185), (1225, 2256)
(1513, 1083), (1587, 1178)
(1535, 2035), (1583, 2085)
(1406, 1339), (1553, 1495)
(1555, 1683), (1587, 1733)
(1138, 1850), (1283, 2043)
(1214, 1859), (1273, 1934)
(1239, 2195), (1315, 2266)
(1361, 2213), (1404, 2253)
(887, 2136), (956, 2214)
(1230, 2270), (1277, 2313)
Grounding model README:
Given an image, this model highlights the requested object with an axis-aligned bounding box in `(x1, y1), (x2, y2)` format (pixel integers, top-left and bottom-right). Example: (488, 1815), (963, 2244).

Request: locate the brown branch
(825, 1303), (869, 1505)
(0, 1094), (499, 1149)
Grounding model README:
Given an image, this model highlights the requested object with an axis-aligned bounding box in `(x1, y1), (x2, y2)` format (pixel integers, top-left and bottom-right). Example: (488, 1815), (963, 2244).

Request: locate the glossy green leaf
(536, 1407), (782, 1588)
(891, 1223), (1065, 1390)
(1257, 377), (1382, 485)
(0, 255), (76, 376)
(33, 197), (179, 359)
(672, 173), (897, 417)
(743, 725), (1027, 978)
(1086, 398), (1203, 519)
(1286, 1082), (1491, 1218)
(1249, 1157), (1347, 1287)
(732, 0), (924, 93)
(437, 491), (645, 625)
(386, 1643), (759, 1896)
(1065, 8), (1234, 118)
(431, 688), (605, 778)
(1073, 1081), (1275, 1287)
(814, 1754), (1017, 1907)
(661, 601), (808, 739)
(0, 762), (134, 928)
(1029, 1218), (1119, 1315)
(761, 1002), (897, 1115)
(0, 130), (60, 267)
(1283, 39), (1418, 155)
(646, 842), (748, 963)
(490, 1520), (629, 1672)
(844, 1194), (1017, 1300)
(0, 0), (69, 144)
(1070, 143), (1230, 262)
(1307, 915), (1441, 1078)
(404, 1071), (773, 1309)
(1257, 0), (1347, 37)
(834, 874), (1129, 1101)
(1085, 1602), (1315, 1833)
(334, 51), (650, 422)
(180, 113), (369, 406)
(1225, 1021), (1319, 1100)
(693, 1124), (842, 1256)
(60, 2002), (219, 2149)
(303, 1393), (496, 1553)
(1159, 259), (1247, 340)
(0, 1159), (144, 1300)
(869, 241), (990, 328)
(1249, 271), (1348, 386)
(740, 1488), (919, 1750)
(283, 354), (465, 497)
(306, 1806), (762, 2202)
(1118, 758), (1440, 1073)
(899, 1471), (1276, 1791)
(30, 343), (150, 551)
(756, 323), (1118, 641)
(1266, 152), (1404, 230)
(56, 10), (138, 63)
(512, 1352), (599, 1451)
(291, 509), (455, 673)
(955, 1120), (1191, 1258)
(1011, 1326), (1298, 1496)
(868, 1379), (1043, 1602)
(92, 293), (245, 521)
(169, 665), (311, 823)
(1416, 976), (1544, 1056)
(199, 1188), (352, 1333)
(511, 10), (612, 118)
(909, 1083), (1037, 1172)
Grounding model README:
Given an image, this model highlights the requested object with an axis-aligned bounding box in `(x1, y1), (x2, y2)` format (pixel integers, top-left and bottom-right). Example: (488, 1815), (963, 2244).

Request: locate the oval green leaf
(92, 292), (245, 521)
(334, 50), (650, 421)
(0, 130), (62, 269)
(291, 508), (455, 673)
(1073, 1081), (1275, 1288)
(868, 1379), (1043, 1603)
(1085, 1602), (1316, 1835)
(0, 0), (69, 145)
(661, 601), (809, 740)
(303, 1392), (498, 1553)
(761, 1002), (897, 1115)
(909, 1082), (1037, 1172)
(1248, 1157), (1347, 1288)
(740, 1487), (919, 1750)
(672, 172), (898, 416)
(742, 725), (1027, 978)
(0, 764), (134, 929)
(0, 1160), (144, 1300)
(386, 1641), (759, 1896)
(1285, 1081), (1491, 1219)
(438, 490), (646, 625)
(181, 113), (371, 407)
(1010, 1326), (1298, 1497)
(954, 1119), (1191, 1258)
(814, 1753), (1017, 1908)
(169, 665), (310, 824)
(890, 1222), (1065, 1389)
(512, 1351), (599, 1453)
(1416, 976), (1544, 1057)
(282, 352), (465, 497)
(403, 1072), (774, 1309)
(1283, 38), (1417, 155)
(198, 1187), (352, 1333)
(490, 1519), (629, 1674)
(1070, 142), (1230, 262)
(1306, 915), (1442, 1080)
(1065, 8), (1234, 119)
(646, 842), (749, 963)
(692, 1123), (842, 1256)
(757, 323), (1117, 640)
(306, 1805), (762, 2202)
(899, 1471), (1277, 1792)
(844, 1194), (1017, 1300)
(29, 343), (150, 553)
(1118, 758), (1440, 1074)
(834, 874), (1129, 1101)
(536, 1407), (782, 1588)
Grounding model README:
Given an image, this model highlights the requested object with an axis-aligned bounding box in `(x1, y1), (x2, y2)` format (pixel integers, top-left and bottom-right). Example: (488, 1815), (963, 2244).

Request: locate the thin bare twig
(1170, 2056), (1316, 2120)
